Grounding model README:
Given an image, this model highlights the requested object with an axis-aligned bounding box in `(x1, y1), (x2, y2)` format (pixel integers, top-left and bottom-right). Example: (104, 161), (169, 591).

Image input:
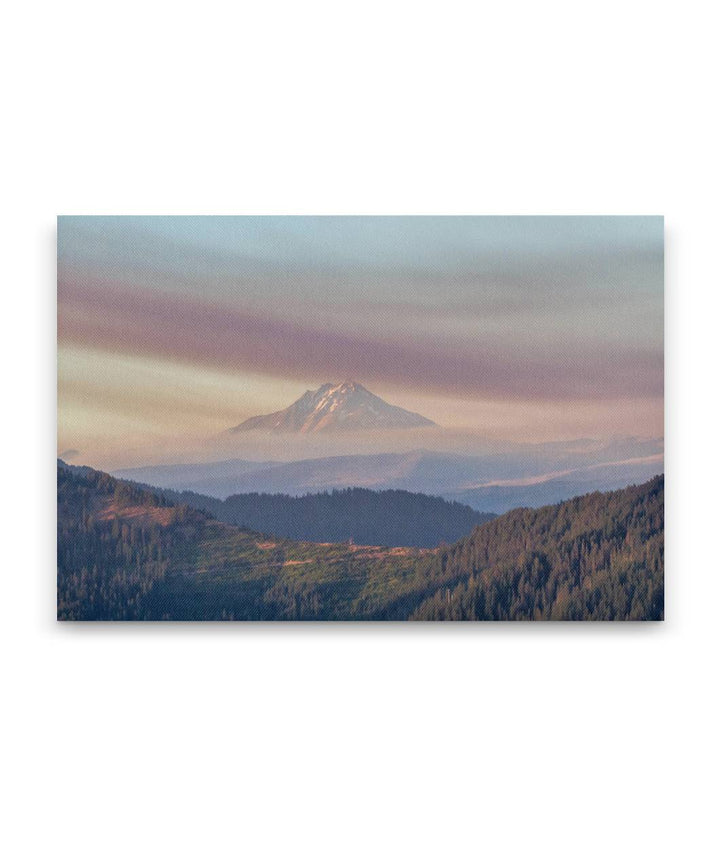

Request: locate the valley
(58, 461), (664, 621)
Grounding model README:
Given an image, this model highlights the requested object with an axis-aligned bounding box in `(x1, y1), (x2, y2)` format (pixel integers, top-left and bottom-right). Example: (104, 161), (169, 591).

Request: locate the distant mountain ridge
(133, 483), (496, 548)
(115, 438), (664, 513)
(230, 381), (436, 433)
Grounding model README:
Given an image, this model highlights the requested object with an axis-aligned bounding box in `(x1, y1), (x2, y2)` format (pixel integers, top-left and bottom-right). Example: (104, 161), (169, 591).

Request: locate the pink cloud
(58, 278), (663, 402)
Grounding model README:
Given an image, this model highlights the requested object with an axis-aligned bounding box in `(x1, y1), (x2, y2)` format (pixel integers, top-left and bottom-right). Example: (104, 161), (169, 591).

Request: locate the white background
(2, 1), (718, 854)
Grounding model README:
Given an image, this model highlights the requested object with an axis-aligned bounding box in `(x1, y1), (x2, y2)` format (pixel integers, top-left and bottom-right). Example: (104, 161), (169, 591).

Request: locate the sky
(58, 216), (664, 468)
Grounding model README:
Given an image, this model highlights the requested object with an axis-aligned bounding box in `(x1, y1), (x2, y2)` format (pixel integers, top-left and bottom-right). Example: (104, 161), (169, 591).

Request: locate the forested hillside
(57, 464), (209, 619)
(57, 462), (663, 620)
(136, 484), (494, 548)
(57, 462), (440, 620)
(412, 476), (664, 620)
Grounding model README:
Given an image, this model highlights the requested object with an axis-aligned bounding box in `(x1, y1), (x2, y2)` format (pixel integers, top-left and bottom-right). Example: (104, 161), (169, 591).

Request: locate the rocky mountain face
(230, 381), (436, 433)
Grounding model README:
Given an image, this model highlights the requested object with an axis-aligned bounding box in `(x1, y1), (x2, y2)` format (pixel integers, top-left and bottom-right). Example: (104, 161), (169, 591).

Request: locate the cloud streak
(59, 278), (662, 401)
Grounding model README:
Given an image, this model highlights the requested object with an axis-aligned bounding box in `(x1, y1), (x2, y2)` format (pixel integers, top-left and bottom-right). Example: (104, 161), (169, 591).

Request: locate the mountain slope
(57, 462), (439, 620)
(230, 381), (436, 433)
(412, 476), (664, 620)
(58, 462), (663, 621)
(57, 462), (210, 619)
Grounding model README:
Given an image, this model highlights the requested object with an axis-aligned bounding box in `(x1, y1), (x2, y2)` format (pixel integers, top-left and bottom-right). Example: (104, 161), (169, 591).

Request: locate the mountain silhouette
(230, 381), (436, 433)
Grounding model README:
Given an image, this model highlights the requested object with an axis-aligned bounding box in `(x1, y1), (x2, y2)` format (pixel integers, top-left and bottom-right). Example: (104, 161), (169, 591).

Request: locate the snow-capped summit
(230, 381), (437, 433)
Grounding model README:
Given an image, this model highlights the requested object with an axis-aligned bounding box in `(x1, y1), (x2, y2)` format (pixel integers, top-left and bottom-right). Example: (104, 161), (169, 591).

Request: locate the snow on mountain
(230, 381), (437, 433)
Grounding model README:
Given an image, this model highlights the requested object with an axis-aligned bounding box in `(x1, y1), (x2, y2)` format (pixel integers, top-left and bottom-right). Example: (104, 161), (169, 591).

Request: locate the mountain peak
(230, 382), (436, 434)
(318, 380), (364, 394)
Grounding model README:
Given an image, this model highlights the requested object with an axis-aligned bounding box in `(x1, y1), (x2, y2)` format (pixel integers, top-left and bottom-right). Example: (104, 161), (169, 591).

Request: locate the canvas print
(57, 216), (664, 620)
